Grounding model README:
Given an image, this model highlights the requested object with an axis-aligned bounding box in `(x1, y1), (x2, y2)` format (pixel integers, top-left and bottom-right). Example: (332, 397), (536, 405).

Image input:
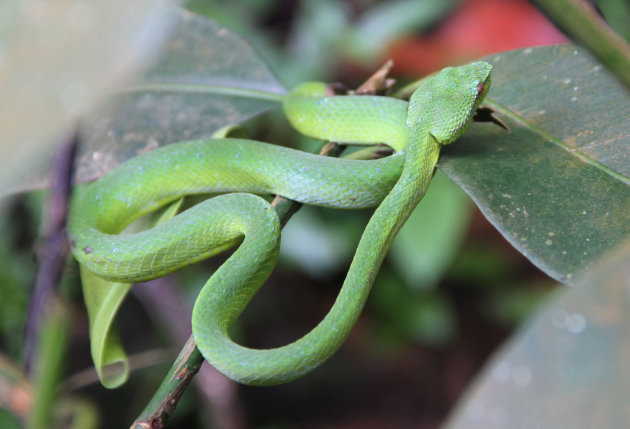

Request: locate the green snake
(67, 61), (492, 386)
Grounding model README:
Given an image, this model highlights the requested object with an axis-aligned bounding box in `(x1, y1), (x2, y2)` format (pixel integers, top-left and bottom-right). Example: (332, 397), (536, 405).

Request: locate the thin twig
(355, 60), (396, 95)
(131, 64), (395, 429)
(61, 348), (174, 393)
(23, 130), (78, 374)
(131, 338), (204, 429)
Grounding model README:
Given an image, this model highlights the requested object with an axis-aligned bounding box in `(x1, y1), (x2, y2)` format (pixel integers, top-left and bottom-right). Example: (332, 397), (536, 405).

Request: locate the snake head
(407, 61), (492, 146)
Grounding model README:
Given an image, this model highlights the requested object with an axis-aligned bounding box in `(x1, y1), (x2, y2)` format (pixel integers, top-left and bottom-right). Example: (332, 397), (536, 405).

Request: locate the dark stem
(23, 130), (78, 374)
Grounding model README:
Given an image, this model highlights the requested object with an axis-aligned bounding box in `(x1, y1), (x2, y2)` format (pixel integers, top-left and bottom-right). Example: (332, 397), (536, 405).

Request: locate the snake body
(67, 61), (492, 385)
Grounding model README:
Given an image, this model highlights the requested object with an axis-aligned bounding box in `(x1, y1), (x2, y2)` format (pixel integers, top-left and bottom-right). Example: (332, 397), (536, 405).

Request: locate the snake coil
(67, 61), (492, 386)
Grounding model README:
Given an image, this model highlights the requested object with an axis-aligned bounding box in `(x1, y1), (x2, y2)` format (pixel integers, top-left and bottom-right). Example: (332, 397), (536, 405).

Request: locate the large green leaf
(74, 8), (285, 184)
(444, 239), (630, 429)
(80, 266), (131, 389)
(439, 45), (630, 285)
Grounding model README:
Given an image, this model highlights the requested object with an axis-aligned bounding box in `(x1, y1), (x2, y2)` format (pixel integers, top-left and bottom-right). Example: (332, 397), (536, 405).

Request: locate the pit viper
(67, 61), (492, 386)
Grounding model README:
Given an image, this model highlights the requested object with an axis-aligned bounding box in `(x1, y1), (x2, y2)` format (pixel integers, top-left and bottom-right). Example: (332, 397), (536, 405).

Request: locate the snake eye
(477, 82), (485, 95)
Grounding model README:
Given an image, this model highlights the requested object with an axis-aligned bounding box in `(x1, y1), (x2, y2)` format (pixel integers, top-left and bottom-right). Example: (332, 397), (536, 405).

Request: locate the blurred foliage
(187, 0), (458, 85)
(446, 240), (630, 429)
(4, 0), (628, 428)
(596, 0), (630, 42)
(0, 411), (20, 429)
(370, 268), (457, 348)
(27, 302), (70, 429)
(0, 0), (172, 196)
(390, 171), (472, 291)
(0, 194), (42, 359)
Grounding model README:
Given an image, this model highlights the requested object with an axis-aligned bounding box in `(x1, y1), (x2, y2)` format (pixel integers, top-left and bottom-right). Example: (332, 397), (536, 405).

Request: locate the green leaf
(445, 240), (630, 429)
(80, 266), (131, 389)
(439, 45), (630, 285)
(73, 9), (285, 184)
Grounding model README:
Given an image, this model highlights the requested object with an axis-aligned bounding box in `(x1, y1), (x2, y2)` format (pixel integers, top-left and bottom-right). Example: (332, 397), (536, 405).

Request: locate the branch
(21, 130), (77, 428)
(23, 131), (78, 372)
